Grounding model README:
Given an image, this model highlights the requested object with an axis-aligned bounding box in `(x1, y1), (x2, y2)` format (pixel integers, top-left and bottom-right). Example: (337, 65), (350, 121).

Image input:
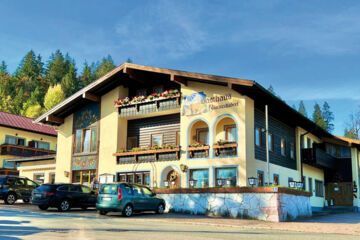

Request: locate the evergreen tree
(292, 104), (297, 110)
(46, 50), (72, 85)
(94, 55), (115, 79)
(0, 61), (7, 76)
(0, 61), (12, 97)
(44, 84), (66, 111)
(24, 103), (43, 118)
(81, 62), (94, 87)
(298, 100), (307, 117)
(21, 87), (41, 116)
(61, 63), (78, 97)
(312, 103), (327, 129)
(344, 128), (358, 140)
(268, 85), (275, 95)
(126, 58), (133, 63)
(13, 88), (25, 115)
(322, 101), (334, 132)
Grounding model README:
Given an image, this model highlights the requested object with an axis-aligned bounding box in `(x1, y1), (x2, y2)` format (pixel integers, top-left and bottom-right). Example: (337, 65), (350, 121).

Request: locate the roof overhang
(6, 154), (56, 163)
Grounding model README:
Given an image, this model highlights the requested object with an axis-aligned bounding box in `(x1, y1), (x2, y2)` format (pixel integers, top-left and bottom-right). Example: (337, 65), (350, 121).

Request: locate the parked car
(31, 183), (97, 211)
(96, 183), (165, 217)
(0, 176), (39, 205)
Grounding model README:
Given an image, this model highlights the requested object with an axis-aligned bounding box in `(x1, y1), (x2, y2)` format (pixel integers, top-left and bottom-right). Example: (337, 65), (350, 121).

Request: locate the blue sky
(1, 0), (359, 135)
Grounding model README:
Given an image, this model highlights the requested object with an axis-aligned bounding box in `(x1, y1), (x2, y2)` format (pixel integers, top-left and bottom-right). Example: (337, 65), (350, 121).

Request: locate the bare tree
(344, 108), (360, 140)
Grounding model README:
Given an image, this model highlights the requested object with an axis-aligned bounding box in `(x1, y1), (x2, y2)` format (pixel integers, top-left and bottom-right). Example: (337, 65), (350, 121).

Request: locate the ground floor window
(33, 173), (44, 184)
(189, 169), (209, 187)
(215, 167), (237, 187)
(273, 174), (279, 186)
(315, 180), (324, 197)
(72, 170), (96, 186)
(117, 172), (150, 186)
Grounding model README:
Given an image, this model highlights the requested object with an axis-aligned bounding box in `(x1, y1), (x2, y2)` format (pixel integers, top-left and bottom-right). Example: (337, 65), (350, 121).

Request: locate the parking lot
(0, 201), (360, 240)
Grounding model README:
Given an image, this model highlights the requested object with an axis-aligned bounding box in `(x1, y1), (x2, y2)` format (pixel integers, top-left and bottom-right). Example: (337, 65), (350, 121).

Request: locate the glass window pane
(75, 130), (82, 153)
(127, 137), (137, 150)
(90, 127), (98, 152)
(142, 187), (153, 196)
(197, 129), (208, 144)
(268, 134), (273, 151)
(190, 169), (209, 187)
(81, 186), (92, 193)
(281, 139), (286, 156)
(39, 142), (50, 150)
(151, 134), (163, 147)
(135, 174), (143, 184)
(17, 138), (25, 146)
(83, 129), (91, 152)
(73, 171), (81, 184)
(144, 173), (150, 186)
(5, 136), (16, 145)
(255, 129), (261, 146)
(225, 126), (236, 142)
(216, 168), (236, 186)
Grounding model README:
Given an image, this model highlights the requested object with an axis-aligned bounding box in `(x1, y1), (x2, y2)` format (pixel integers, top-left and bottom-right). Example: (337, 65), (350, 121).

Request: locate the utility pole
(265, 105), (270, 185)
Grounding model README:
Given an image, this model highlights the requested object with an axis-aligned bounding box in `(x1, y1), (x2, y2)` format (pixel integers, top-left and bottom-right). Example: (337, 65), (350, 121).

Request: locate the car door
(14, 178), (26, 199)
(80, 185), (97, 207)
(25, 179), (38, 198)
(68, 185), (82, 207)
(131, 185), (145, 211)
(141, 187), (157, 210)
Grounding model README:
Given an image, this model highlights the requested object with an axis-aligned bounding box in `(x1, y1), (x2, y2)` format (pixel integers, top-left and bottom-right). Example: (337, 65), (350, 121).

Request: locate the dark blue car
(0, 176), (38, 204)
(31, 183), (97, 211)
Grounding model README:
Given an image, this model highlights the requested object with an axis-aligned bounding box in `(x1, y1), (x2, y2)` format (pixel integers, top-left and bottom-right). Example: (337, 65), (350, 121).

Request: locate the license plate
(102, 197), (112, 201)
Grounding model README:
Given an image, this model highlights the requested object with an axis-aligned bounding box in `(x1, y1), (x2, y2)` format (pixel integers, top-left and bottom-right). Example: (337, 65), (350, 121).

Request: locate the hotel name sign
(182, 92), (239, 116)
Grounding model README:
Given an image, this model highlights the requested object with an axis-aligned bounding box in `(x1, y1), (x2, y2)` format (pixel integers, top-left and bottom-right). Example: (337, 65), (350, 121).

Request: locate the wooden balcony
(0, 144), (56, 157)
(116, 94), (181, 118)
(302, 147), (336, 169)
(113, 147), (181, 164)
(213, 143), (238, 157)
(187, 145), (210, 158)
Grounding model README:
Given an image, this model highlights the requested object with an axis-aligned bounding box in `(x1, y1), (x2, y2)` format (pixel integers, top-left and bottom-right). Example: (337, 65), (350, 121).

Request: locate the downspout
(300, 131), (310, 185)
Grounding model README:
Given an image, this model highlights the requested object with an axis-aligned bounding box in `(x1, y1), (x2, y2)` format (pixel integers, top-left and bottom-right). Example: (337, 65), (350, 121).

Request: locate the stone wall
(155, 188), (312, 222)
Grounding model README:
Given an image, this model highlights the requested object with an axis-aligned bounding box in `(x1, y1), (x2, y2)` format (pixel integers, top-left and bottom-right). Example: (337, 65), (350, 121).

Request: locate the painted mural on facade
(182, 92), (239, 116)
(74, 102), (100, 129)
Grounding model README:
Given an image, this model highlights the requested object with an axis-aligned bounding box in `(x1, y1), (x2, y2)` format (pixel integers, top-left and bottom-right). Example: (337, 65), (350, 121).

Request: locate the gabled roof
(0, 112), (57, 136)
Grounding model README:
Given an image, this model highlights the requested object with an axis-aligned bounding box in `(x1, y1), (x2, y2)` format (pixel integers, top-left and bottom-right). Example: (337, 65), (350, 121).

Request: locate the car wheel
(38, 205), (49, 210)
(99, 210), (107, 215)
(156, 203), (165, 214)
(58, 199), (70, 212)
(23, 198), (30, 203)
(5, 193), (17, 205)
(122, 204), (133, 217)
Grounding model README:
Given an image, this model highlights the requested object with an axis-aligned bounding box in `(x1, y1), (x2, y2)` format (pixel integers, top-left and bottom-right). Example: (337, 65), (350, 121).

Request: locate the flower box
(187, 145), (210, 158)
(213, 143), (237, 157)
(113, 147), (181, 164)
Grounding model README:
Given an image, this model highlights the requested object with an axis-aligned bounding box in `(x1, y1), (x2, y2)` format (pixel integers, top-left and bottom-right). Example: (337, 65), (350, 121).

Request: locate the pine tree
(94, 55), (115, 79)
(81, 62), (94, 87)
(21, 87), (41, 116)
(44, 84), (66, 111)
(344, 128), (358, 140)
(322, 101), (334, 132)
(312, 103), (327, 129)
(46, 50), (72, 85)
(13, 88), (25, 115)
(298, 101), (307, 117)
(61, 64), (78, 97)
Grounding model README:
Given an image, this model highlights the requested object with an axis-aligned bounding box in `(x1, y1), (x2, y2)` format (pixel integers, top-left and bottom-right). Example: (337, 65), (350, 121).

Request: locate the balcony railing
(0, 144), (56, 157)
(187, 145), (210, 158)
(213, 143), (238, 157)
(116, 94), (181, 117)
(301, 147), (336, 169)
(113, 147), (181, 164)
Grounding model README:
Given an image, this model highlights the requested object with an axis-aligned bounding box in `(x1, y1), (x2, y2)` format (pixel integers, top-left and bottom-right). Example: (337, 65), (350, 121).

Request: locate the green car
(96, 183), (165, 217)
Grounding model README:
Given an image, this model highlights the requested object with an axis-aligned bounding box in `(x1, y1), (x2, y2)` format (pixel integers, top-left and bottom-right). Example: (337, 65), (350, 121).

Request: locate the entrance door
(325, 182), (353, 206)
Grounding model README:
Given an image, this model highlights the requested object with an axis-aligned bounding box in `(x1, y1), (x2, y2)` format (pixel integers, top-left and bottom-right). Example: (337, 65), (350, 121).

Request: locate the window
(290, 143), (295, 159)
(255, 128), (261, 147)
(189, 169), (209, 188)
(307, 137), (312, 148)
(16, 179), (25, 186)
(127, 136), (137, 150)
(33, 174), (44, 184)
(142, 187), (153, 196)
(136, 89), (147, 96)
(196, 128), (208, 144)
(288, 177), (293, 187)
(72, 170), (96, 186)
(74, 127), (98, 153)
(57, 185), (69, 191)
(224, 125), (236, 142)
(281, 138), (286, 156)
(268, 133), (274, 151)
(302, 176), (306, 190)
(151, 134), (163, 147)
(153, 85), (163, 94)
(273, 174), (279, 186)
(100, 185), (117, 194)
(81, 186), (92, 193)
(315, 180), (324, 197)
(257, 171), (264, 186)
(26, 179), (37, 187)
(215, 168), (237, 187)
(69, 185), (81, 192)
(132, 185), (143, 196)
(117, 172), (150, 186)
(176, 131), (180, 146)
(5, 136), (25, 146)
(31, 140), (50, 150)
(308, 178), (313, 196)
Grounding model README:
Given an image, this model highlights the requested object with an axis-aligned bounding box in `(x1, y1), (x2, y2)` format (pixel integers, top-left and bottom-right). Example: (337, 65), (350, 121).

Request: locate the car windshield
(100, 184), (117, 195)
(36, 185), (55, 192)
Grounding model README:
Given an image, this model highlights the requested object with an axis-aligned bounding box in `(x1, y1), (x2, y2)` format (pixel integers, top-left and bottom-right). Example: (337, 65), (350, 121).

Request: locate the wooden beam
(227, 81), (232, 89)
(82, 92), (100, 102)
(46, 115), (64, 124)
(124, 68), (146, 84)
(170, 74), (188, 86)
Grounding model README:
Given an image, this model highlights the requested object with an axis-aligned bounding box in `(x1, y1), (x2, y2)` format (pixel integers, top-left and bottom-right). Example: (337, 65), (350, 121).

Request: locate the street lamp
(217, 179), (224, 187)
(248, 177), (257, 187)
(289, 180), (296, 188)
(226, 179), (232, 186)
(296, 181), (304, 189)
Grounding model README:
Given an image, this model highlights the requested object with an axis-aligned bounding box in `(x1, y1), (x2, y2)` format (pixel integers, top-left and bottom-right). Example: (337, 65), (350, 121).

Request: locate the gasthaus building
(34, 63), (360, 213)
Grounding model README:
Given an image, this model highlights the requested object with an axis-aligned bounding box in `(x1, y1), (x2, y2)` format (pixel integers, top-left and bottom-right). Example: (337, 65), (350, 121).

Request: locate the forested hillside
(0, 50), (117, 118)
